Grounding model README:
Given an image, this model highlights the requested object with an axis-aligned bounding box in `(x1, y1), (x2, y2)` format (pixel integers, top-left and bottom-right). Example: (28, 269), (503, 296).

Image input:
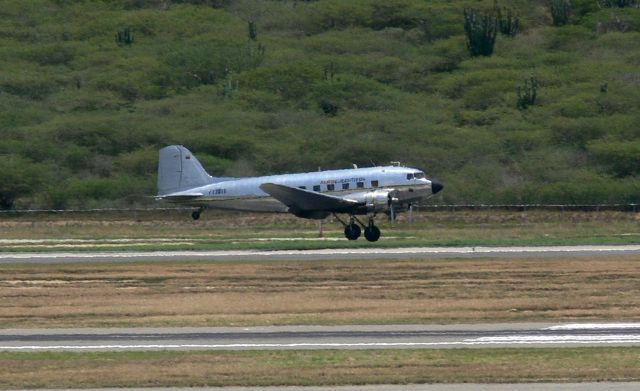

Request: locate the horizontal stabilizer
(260, 183), (359, 213)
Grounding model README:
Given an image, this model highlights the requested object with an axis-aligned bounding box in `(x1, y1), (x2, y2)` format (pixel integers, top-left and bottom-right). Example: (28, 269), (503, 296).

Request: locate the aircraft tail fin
(157, 145), (214, 196)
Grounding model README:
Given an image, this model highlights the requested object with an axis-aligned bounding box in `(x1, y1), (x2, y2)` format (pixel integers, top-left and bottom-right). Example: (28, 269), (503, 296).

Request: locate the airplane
(156, 145), (443, 242)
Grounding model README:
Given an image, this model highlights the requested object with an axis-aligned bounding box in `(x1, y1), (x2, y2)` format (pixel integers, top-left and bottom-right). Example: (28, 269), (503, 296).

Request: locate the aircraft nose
(431, 180), (443, 194)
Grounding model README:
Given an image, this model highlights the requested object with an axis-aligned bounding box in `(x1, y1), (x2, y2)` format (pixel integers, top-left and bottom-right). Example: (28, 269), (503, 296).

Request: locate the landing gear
(344, 223), (361, 240)
(191, 207), (204, 220)
(364, 224), (381, 242)
(334, 214), (381, 242)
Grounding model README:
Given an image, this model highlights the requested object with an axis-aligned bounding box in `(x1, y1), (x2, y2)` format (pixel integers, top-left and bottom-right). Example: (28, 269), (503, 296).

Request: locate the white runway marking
(3, 337), (640, 351)
(1, 244), (640, 261)
(545, 323), (640, 330)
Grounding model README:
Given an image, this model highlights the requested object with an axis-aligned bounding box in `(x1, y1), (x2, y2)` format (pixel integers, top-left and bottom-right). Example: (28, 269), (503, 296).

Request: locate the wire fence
(0, 204), (638, 214)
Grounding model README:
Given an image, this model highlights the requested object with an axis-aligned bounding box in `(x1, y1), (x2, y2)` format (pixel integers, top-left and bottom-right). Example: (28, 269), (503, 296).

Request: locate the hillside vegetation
(1, 0), (639, 209)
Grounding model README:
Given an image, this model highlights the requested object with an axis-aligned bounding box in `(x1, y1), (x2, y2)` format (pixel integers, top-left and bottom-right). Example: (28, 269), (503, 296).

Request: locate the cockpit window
(415, 172), (425, 179)
(406, 173), (414, 180)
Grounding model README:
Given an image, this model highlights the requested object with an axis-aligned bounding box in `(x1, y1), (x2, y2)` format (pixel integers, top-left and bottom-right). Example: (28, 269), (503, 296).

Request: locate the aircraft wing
(260, 183), (360, 213)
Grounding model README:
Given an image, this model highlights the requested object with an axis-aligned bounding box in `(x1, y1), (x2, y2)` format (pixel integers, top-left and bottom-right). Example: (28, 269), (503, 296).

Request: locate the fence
(0, 204), (638, 215)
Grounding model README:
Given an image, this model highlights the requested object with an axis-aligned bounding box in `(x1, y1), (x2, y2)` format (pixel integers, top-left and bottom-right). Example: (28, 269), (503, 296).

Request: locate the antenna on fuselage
(390, 161), (401, 167)
(352, 164), (358, 169)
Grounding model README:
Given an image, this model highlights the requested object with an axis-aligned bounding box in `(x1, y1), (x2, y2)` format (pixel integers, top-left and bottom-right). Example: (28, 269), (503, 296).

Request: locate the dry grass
(1, 348), (640, 388)
(1, 256), (640, 327)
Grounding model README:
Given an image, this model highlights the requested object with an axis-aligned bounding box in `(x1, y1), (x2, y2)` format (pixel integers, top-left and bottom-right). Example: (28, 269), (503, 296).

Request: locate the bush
(588, 140), (640, 177)
(240, 63), (321, 101)
(161, 40), (265, 91)
(310, 74), (397, 111)
(549, 117), (604, 148)
(0, 155), (46, 209)
(0, 63), (66, 100)
(114, 147), (157, 176)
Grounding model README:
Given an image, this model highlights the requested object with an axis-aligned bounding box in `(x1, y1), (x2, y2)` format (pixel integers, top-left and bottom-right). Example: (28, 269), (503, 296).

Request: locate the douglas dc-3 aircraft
(157, 145), (443, 242)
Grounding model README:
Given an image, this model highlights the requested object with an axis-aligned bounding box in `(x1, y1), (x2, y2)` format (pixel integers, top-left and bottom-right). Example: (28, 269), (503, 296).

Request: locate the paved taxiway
(1, 245), (640, 264)
(1, 323), (639, 351)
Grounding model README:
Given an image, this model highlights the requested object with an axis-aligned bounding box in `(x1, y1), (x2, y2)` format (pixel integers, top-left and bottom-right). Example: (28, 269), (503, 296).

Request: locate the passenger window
(299, 186), (306, 190)
(342, 183), (349, 190)
(371, 180), (379, 188)
(406, 173), (414, 180)
(356, 181), (364, 189)
(327, 184), (335, 191)
(313, 185), (320, 192)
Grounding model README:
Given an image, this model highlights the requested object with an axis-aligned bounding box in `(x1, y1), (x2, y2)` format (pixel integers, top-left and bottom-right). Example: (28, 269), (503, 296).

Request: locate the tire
(364, 225), (381, 242)
(344, 223), (361, 240)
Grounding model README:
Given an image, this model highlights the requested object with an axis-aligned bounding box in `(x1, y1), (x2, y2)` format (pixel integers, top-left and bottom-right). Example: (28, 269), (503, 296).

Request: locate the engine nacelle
(363, 189), (396, 214)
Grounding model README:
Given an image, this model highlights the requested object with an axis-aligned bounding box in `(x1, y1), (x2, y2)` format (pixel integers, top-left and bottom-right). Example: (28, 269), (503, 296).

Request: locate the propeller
(388, 192), (397, 224)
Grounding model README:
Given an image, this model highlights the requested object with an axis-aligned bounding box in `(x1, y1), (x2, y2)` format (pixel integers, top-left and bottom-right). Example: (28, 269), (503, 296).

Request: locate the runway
(1, 323), (640, 351)
(1, 244), (640, 264)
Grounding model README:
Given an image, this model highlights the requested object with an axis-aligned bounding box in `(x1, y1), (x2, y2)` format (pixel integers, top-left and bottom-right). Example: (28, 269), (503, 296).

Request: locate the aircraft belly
(202, 197), (289, 213)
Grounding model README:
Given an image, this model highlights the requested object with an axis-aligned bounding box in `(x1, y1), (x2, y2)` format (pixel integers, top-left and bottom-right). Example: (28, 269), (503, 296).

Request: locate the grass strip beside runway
(1, 210), (639, 251)
(1, 347), (640, 388)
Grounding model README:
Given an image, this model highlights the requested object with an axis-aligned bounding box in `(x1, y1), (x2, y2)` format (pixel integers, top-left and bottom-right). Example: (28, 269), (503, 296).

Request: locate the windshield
(414, 172), (425, 179)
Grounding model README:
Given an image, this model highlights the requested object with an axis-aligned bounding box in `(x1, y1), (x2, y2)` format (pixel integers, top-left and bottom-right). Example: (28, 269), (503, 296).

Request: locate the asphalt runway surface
(1, 323), (639, 351)
(1, 244), (640, 264)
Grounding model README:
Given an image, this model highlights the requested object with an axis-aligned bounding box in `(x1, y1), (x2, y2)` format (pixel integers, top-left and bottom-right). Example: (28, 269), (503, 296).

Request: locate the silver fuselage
(174, 166), (436, 213)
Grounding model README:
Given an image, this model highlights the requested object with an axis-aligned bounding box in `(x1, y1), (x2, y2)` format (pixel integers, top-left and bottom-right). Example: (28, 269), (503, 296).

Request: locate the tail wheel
(344, 223), (361, 240)
(364, 225), (381, 242)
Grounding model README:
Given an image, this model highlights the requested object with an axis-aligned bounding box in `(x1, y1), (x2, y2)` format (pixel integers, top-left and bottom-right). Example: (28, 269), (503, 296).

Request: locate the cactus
(497, 6), (520, 37)
(222, 71), (238, 98)
(463, 8), (498, 57)
(547, 0), (571, 26)
(323, 62), (335, 81)
(517, 76), (538, 110)
(115, 27), (134, 46)
(248, 21), (257, 41)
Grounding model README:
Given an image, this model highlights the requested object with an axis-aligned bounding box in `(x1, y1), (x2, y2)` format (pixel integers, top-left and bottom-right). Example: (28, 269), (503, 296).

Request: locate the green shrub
(582, 8), (640, 33)
(302, 1), (373, 34)
(114, 147), (157, 176)
(600, 0), (638, 7)
(0, 63), (66, 100)
(240, 63), (321, 101)
(160, 40), (264, 91)
(21, 43), (76, 66)
(588, 140), (640, 177)
(310, 74), (397, 111)
(0, 155), (46, 209)
(549, 117), (604, 148)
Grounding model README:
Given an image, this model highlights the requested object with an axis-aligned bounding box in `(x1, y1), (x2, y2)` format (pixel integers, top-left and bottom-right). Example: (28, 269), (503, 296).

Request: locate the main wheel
(344, 223), (361, 240)
(191, 210), (201, 220)
(364, 225), (381, 242)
